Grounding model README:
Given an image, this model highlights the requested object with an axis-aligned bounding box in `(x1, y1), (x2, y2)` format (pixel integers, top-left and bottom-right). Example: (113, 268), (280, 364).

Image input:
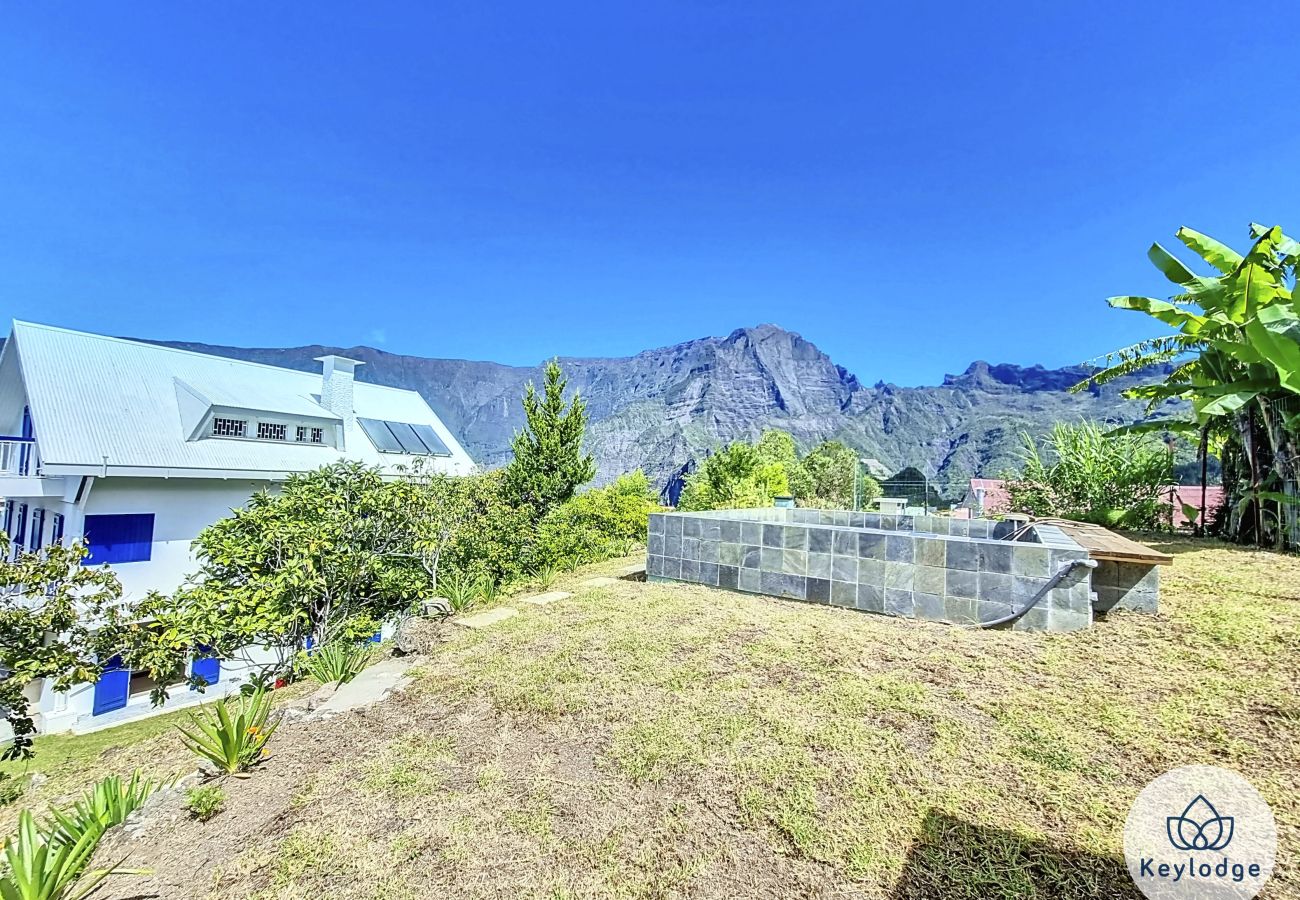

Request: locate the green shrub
(528, 472), (658, 568)
(299, 641), (372, 687)
(439, 572), (479, 612)
(184, 785), (226, 822)
(1005, 421), (1174, 529)
(531, 564), (559, 589)
(0, 773), (27, 808)
(176, 686), (279, 775)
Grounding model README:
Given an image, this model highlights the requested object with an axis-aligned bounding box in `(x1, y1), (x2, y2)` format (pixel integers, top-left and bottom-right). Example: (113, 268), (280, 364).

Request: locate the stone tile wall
(646, 509), (1095, 631)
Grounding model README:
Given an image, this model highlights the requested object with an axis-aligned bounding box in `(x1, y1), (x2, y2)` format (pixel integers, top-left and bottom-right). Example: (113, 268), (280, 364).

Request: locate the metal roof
(3, 321), (476, 478)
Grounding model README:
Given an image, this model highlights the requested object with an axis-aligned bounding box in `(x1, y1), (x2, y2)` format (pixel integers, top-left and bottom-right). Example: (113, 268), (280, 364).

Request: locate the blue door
(93, 655), (130, 715)
(18, 407), (32, 476)
(191, 646), (220, 688)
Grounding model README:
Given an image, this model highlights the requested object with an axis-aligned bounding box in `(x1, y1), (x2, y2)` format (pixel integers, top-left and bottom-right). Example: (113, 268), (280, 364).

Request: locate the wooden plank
(1052, 522), (1174, 566)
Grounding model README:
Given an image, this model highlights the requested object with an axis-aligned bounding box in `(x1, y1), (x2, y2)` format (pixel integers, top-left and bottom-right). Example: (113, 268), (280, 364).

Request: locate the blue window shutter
(29, 509), (44, 549)
(14, 504), (27, 548)
(3, 501), (11, 537)
(51, 513), (64, 545)
(83, 514), (155, 565)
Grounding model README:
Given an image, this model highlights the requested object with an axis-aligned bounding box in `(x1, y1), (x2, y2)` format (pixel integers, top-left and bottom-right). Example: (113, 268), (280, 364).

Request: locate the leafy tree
(0, 538), (125, 759)
(1005, 421), (1173, 529)
(796, 440), (875, 509)
(530, 471), (659, 567)
(678, 441), (790, 511)
(503, 359), (596, 513)
(1079, 224), (1300, 546)
(132, 462), (428, 686)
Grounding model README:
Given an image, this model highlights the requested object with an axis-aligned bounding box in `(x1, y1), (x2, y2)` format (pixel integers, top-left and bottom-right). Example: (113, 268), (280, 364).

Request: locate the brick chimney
(315, 355), (363, 428)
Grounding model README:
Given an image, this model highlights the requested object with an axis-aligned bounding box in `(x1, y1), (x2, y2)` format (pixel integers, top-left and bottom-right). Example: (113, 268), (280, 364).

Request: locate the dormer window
(212, 417), (247, 437)
(311, 427), (323, 444)
(294, 426), (326, 444)
(257, 422), (287, 441)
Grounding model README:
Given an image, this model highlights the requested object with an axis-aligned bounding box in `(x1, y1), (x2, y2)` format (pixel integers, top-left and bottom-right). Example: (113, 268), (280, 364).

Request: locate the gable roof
(3, 321), (475, 478)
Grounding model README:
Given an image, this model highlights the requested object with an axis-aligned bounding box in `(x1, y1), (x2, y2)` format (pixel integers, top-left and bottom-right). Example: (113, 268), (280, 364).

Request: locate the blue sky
(1, 3), (1294, 385)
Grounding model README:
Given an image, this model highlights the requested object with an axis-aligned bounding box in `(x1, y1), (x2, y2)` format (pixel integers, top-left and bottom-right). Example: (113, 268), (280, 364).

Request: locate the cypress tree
(503, 359), (596, 512)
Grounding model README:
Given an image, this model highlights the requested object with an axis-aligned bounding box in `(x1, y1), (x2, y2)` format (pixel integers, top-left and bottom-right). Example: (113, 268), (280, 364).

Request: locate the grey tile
(1011, 575), (1049, 605)
(760, 570), (784, 595)
(879, 514), (898, 531)
(701, 520), (721, 541)
(782, 550), (808, 576)
(979, 543), (1013, 573)
(856, 582), (884, 613)
(664, 534), (681, 558)
(646, 555), (662, 577)
(719, 542), (741, 566)
(978, 571), (1013, 602)
(834, 530), (857, 556)
(662, 557), (681, 580)
(946, 540), (980, 571)
(684, 517), (702, 538)
(832, 555), (858, 583)
(1048, 607), (1091, 632)
(886, 535), (915, 563)
(941, 596), (978, 624)
(1011, 545), (1050, 578)
(946, 568), (979, 599)
(742, 522), (762, 545)
(975, 600), (1014, 625)
(698, 562), (719, 586)
(948, 519), (970, 538)
(914, 565), (946, 595)
(916, 537), (945, 568)
(992, 520), (1018, 540)
(681, 559), (700, 582)
(1011, 606), (1050, 632)
(885, 589), (914, 617)
(699, 541), (719, 564)
(884, 561), (914, 591)
(806, 576), (831, 604)
(719, 565), (739, 590)
(831, 580), (856, 607)
(779, 574), (807, 600)
(807, 552), (832, 579)
(648, 533), (665, 556)
(665, 516), (683, 538)
(897, 516), (916, 531)
(741, 546), (762, 569)
(782, 527), (806, 551)
(808, 528), (833, 554)
(761, 547), (783, 571)
(720, 519), (741, 543)
(914, 591), (947, 621)
(861, 513), (881, 529)
(858, 557), (884, 585)
(858, 531), (887, 558)
(762, 524), (784, 548)
(649, 515), (665, 536)
(739, 567), (761, 593)
(681, 537), (700, 561)
(849, 512), (866, 528)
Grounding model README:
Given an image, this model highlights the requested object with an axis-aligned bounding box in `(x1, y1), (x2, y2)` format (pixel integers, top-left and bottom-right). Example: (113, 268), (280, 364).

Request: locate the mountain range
(154, 324), (1178, 502)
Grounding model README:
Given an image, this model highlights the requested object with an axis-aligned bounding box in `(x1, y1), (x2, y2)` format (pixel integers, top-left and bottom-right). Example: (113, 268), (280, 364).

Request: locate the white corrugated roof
(4, 320), (475, 478)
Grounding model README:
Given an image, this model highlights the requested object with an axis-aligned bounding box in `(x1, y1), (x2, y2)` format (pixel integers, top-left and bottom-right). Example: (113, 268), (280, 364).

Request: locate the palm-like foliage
(175, 686), (279, 774)
(1079, 224), (1300, 546)
(47, 772), (164, 850)
(0, 810), (143, 900)
(298, 641), (372, 686)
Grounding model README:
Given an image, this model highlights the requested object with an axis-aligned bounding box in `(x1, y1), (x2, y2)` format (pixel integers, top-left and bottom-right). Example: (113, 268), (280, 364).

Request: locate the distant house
(965, 477), (1225, 527)
(0, 321), (474, 733)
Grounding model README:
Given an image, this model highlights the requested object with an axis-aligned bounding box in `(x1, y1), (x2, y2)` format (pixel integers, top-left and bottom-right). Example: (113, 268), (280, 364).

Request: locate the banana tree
(1076, 224), (1300, 547)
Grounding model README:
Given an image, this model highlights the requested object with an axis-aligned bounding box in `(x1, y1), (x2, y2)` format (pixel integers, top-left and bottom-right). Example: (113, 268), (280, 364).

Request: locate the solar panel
(358, 417), (403, 453)
(411, 424), (451, 456)
(359, 417), (453, 457)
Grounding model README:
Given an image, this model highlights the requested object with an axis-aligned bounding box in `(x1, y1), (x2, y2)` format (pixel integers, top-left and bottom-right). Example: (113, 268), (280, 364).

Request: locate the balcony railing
(0, 437), (40, 477)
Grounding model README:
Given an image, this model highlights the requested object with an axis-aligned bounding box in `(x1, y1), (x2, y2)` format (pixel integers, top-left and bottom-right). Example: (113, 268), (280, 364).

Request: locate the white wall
(79, 476), (273, 599)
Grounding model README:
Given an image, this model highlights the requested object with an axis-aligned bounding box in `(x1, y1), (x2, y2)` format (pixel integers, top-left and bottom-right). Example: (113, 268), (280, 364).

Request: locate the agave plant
(439, 572), (478, 612)
(0, 810), (145, 900)
(474, 576), (500, 605)
(175, 686), (279, 775)
(47, 771), (166, 850)
(531, 564), (559, 590)
(299, 641), (372, 687)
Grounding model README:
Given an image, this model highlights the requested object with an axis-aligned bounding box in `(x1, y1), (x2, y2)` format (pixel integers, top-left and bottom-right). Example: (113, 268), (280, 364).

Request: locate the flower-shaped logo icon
(1167, 795), (1235, 851)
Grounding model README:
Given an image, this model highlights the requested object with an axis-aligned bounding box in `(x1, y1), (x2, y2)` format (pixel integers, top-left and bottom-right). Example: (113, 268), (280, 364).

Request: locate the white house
(0, 320), (474, 733)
